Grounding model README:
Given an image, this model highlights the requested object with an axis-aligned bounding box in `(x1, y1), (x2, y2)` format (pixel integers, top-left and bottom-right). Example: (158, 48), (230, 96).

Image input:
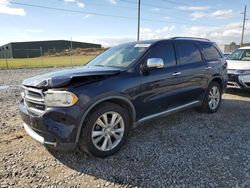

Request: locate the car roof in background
(239, 46), (250, 50)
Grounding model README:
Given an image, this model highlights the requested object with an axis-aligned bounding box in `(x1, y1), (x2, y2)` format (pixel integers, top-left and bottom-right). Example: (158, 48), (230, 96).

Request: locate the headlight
(44, 90), (78, 107)
(237, 70), (250, 75)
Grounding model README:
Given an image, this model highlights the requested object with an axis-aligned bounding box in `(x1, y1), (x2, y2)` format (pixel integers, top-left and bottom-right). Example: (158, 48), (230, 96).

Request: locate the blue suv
(19, 37), (227, 157)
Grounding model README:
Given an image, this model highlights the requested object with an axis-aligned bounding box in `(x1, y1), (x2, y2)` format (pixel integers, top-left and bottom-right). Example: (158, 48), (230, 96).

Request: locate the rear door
(174, 41), (208, 104)
(197, 42), (226, 87)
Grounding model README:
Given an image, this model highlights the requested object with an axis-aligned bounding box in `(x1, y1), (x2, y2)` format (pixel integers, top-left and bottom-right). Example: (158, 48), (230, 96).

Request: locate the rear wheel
(199, 82), (222, 113)
(79, 102), (130, 158)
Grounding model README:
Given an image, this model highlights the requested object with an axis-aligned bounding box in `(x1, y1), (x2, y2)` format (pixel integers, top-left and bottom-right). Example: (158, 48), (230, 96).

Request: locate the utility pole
(137, 0), (141, 41)
(240, 5), (247, 47)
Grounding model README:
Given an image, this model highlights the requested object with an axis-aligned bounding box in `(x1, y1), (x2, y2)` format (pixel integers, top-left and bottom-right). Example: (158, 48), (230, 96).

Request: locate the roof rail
(171, 37), (210, 41)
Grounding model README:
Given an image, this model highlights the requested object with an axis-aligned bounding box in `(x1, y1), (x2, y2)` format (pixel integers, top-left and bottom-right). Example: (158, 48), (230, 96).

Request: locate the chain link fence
(0, 47), (105, 69)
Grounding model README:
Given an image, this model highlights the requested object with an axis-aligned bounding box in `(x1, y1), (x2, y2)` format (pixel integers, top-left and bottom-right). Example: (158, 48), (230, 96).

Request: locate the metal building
(0, 40), (101, 58)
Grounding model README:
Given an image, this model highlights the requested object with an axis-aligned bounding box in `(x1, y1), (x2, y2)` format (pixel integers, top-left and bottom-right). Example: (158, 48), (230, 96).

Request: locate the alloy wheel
(208, 86), (220, 110)
(91, 111), (125, 151)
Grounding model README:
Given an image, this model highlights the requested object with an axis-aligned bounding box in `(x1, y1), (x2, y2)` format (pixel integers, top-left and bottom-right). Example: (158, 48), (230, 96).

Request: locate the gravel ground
(0, 68), (250, 188)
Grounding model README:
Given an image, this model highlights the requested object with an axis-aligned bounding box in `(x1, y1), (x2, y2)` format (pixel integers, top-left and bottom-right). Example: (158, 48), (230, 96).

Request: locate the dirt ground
(0, 68), (250, 188)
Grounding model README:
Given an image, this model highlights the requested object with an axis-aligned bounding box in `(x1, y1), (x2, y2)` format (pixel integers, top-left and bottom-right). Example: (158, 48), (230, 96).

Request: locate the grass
(0, 55), (95, 69)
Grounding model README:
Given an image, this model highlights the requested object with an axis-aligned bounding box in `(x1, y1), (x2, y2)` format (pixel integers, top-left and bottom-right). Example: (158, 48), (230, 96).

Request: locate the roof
(121, 37), (212, 47)
(239, 46), (250, 49)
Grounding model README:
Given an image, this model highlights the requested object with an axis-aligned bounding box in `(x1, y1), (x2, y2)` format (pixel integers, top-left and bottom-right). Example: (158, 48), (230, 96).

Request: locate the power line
(10, 2), (136, 20)
(59, 0), (138, 10)
(102, 0), (222, 26)
(82, 0), (187, 22)
(120, 0), (236, 13)
(9, 1), (220, 27)
(56, 0), (226, 26)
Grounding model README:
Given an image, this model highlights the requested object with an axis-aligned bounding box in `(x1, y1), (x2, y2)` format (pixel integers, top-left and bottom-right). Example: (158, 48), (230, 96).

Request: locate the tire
(78, 102), (130, 158)
(199, 81), (222, 113)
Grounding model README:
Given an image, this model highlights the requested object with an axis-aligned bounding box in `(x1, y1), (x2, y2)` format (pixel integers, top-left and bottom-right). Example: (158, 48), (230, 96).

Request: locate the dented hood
(22, 66), (121, 89)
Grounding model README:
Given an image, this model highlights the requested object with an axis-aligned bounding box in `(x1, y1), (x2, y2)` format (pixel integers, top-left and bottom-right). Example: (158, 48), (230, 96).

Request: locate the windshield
(87, 43), (151, 68)
(227, 49), (250, 61)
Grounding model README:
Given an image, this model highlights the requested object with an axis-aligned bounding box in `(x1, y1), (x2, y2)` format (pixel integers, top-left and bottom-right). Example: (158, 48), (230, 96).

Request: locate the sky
(0, 0), (249, 47)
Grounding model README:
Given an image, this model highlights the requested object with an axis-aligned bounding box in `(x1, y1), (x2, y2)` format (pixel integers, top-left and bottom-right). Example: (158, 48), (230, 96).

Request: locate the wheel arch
(75, 95), (136, 143)
(202, 76), (224, 102)
(210, 77), (224, 91)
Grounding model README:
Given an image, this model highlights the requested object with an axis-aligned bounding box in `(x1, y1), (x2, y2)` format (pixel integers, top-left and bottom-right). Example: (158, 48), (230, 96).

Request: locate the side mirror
(147, 58), (164, 69)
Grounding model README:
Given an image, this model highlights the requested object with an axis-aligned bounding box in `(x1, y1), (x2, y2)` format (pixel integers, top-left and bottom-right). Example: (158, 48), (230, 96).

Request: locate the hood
(22, 66), (121, 89)
(227, 60), (250, 70)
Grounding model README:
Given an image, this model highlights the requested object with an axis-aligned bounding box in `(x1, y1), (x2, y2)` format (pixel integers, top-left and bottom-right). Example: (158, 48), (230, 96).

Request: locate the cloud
(64, 0), (85, 8)
(74, 35), (135, 47)
(211, 9), (235, 18)
(77, 2), (84, 8)
(82, 14), (90, 19)
(141, 26), (175, 39)
(108, 0), (117, 4)
(0, 0), (26, 16)
(75, 26), (175, 47)
(179, 22), (250, 44)
(163, 16), (171, 20)
(191, 9), (237, 20)
(78, 22), (249, 47)
(150, 8), (160, 12)
(25, 29), (44, 33)
(177, 6), (210, 11)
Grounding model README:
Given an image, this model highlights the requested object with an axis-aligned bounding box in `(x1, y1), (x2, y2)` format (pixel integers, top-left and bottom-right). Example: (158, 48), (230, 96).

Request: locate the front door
(137, 41), (183, 119)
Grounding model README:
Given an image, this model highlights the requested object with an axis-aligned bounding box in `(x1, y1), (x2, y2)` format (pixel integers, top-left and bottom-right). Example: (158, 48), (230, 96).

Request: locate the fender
(75, 95), (136, 143)
(202, 75), (225, 102)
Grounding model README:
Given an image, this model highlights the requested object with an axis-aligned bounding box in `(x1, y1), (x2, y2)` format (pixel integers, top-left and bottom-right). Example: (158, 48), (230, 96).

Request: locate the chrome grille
(22, 86), (45, 114)
(245, 83), (250, 87)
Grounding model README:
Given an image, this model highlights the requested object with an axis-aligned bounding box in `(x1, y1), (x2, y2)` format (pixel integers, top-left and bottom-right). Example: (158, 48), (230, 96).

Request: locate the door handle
(172, 72), (181, 76)
(205, 66), (212, 70)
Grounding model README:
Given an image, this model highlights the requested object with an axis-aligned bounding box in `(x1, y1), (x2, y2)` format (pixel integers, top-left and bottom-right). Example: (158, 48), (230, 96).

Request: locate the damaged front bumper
(227, 70), (250, 90)
(19, 98), (80, 151)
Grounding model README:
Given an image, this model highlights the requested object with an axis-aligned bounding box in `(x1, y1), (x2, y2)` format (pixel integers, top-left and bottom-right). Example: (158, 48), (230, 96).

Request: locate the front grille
(22, 86), (46, 114)
(228, 74), (239, 82)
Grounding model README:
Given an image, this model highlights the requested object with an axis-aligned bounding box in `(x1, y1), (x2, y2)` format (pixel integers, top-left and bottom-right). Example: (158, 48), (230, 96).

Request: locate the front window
(227, 49), (250, 61)
(87, 43), (151, 68)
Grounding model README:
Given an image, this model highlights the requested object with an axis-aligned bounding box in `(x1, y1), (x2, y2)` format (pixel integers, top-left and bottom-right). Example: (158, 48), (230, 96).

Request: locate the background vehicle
(19, 37), (227, 157)
(226, 46), (250, 91)
(223, 52), (231, 58)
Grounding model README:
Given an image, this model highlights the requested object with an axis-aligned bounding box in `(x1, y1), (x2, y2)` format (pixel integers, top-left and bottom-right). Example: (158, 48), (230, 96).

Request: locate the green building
(0, 40), (101, 58)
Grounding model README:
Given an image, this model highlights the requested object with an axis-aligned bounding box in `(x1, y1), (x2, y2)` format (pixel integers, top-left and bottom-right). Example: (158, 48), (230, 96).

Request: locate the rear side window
(175, 42), (202, 65)
(147, 43), (176, 67)
(199, 43), (222, 61)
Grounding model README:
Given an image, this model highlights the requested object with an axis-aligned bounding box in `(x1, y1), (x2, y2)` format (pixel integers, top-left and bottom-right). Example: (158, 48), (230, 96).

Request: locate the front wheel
(79, 102), (130, 158)
(199, 82), (222, 113)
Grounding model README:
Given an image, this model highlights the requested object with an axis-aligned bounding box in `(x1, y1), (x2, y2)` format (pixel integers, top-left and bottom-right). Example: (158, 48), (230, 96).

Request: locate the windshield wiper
(94, 65), (106, 67)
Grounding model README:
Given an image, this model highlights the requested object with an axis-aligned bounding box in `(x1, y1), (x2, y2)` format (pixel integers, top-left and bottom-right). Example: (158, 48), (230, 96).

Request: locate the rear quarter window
(198, 43), (222, 61)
